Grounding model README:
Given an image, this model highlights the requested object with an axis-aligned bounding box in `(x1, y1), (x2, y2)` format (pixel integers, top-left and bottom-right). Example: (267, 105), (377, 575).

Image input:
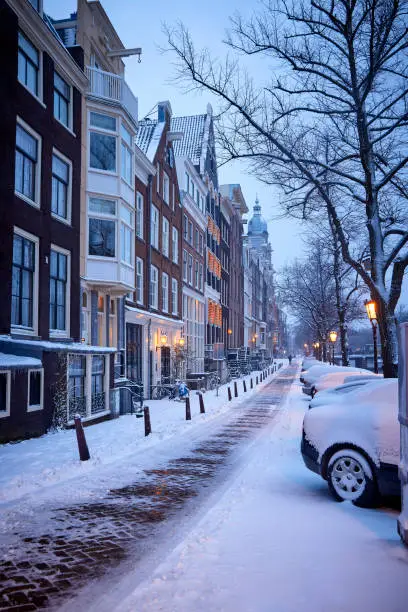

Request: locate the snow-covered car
(301, 378), (400, 507)
(309, 379), (381, 409)
(300, 358), (320, 383)
(302, 364), (364, 396)
(312, 370), (380, 396)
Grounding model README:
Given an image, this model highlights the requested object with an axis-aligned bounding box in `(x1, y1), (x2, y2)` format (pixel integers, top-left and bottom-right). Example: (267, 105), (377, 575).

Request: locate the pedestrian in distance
(288, 354), (293, 365)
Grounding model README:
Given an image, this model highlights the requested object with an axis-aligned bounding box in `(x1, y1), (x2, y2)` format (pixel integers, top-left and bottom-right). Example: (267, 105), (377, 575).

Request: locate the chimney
(158, 100), (173, 124)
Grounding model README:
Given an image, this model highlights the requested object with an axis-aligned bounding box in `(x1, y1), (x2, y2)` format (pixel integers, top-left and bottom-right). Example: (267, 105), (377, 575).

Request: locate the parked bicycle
(151, 380), (190, 400)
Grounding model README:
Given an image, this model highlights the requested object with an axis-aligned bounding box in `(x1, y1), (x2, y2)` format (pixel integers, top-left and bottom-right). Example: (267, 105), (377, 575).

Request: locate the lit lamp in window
(160, 333), (168, 347)
(364, 299), (378, 373)
(329, 331), (337, 365)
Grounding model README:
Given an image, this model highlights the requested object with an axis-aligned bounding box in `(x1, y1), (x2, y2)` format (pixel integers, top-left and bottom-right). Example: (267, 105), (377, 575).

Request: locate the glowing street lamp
(364, 299), (378, 373)
(160, 333), (168, 346)
(178, 337), (185, 347)
(329, 331), (337, 365)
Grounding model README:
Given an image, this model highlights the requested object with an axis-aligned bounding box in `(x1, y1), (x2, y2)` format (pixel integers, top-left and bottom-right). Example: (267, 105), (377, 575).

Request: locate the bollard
(234, 380), (238, 397)
(74, 415), (90, 461)
(144, 406), (151, 436)
(199, 392), (205, 414)
(260, 373), (263, 382)
(250, 378), (253, 389)
(228, 386), (232, 401)
(185, 396), (191, 420)
(256, 376), (259, 385)
(243, 380), (247, 393)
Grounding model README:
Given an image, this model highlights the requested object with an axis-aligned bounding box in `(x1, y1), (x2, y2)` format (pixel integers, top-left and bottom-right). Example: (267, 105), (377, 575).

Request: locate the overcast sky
(44, 0), (304, 271)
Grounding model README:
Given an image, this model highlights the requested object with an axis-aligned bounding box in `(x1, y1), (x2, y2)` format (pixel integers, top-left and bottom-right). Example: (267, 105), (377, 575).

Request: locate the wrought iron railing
(91, 392), (106, 414)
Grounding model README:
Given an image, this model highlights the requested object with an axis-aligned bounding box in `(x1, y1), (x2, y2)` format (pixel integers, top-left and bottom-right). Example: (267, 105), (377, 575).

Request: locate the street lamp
(178, 337), (185, 348)
(160, 333), (168, 346)
(329, 331), (337, 365)
(364, 299), (378, 373)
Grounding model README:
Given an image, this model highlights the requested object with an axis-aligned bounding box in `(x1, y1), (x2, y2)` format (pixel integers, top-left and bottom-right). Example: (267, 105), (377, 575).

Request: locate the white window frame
(88, 196), (117, 260)
(15, 117), (42, 208)
(172, 278), (178, 315)
(162, 272), (169, 313)
(120, 121), (133, 186)
(150, 265), (159, 310)
(156, 162), (160, 194)
(12, 227), (39, 336)
(183, 249), (188, 282)
(136, 257), (144, 305)
(163, 172), (170, 204)
(49, 243), (71, 338)
(17, 30), (43, 103)
(162, 216), (170, 257)
(54, 70), (73, 132)
(88, 110), (117, 175)
(51, 148), (72, 225)
(151, 204), (159, 249)
(200, 263), (204, 291)
(136, 191), (144, 240)
(188, 254), (193, 285)
(27, 368), (44, 412)
(172, 227), (179, 264)
(120, 205), (134, 267)
(0, 371), (11, 419)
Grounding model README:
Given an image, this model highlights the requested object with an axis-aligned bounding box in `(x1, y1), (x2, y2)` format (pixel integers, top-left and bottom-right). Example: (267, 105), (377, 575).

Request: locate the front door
(161, 346), (171, 383)
(126, 323), (143, 382)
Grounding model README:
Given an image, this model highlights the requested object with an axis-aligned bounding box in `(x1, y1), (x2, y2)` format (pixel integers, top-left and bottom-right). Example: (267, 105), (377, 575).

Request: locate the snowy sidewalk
(100, 378), (408, 612)
(0, 367), (281, 507)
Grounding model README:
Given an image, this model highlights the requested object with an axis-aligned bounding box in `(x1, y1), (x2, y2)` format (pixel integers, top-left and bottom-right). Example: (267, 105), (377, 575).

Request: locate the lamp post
(364, 299), (378, 374)
(329, 331), (337, 365)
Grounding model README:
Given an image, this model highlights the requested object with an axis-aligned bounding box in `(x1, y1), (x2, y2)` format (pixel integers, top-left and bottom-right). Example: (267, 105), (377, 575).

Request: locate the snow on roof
(0, 353), (42, 369)
(136, 120), (165, 162)
(171, 115), (207, 165)
(0, 336), (116, 353)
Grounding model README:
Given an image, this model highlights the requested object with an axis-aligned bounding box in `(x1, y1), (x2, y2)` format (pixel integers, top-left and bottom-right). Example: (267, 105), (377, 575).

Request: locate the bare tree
(165, 0), (408, 376)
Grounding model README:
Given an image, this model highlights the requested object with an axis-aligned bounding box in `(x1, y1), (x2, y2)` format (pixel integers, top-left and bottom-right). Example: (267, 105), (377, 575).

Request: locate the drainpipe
(146, 173), (153, 399)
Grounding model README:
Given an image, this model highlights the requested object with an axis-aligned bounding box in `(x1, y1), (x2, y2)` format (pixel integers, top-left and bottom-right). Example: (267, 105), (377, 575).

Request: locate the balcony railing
(86, 66), (138, 125)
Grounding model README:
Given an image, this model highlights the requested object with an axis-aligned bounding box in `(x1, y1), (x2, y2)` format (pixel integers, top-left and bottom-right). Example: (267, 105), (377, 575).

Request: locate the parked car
(309, 379), (381, 409)
(311, 370), (380, 397)
(300, 358), (320, 383)
(302, 364), (364, 396)
(301, 378), (399, 507)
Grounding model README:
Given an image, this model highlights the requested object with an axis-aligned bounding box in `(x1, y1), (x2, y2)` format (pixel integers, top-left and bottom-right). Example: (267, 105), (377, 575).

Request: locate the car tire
(327, 448), (379, 508)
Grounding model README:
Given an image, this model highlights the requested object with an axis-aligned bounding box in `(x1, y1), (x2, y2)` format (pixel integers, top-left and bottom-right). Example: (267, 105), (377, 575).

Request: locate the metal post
(74, 415), (90, 461)
(234, 381), (238, 397)
(185, 396), (191, 420)
(144, 406), (151, 436)
(243, 380), (247, 393)
(372, 321), (379, 374)
(199, 393), (205, 414)
(228, 386), (232, 401)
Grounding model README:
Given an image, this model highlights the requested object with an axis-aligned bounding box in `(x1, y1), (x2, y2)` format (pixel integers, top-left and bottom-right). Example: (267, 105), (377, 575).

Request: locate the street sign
(213, 342), (225, 361)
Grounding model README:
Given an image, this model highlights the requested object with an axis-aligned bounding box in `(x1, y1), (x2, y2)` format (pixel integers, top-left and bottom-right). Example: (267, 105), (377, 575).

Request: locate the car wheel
(327, 448), (378, 508)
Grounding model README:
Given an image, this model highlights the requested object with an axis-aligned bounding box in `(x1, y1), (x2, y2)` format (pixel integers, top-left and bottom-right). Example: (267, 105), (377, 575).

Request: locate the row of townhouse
(0, 0), (285, 444)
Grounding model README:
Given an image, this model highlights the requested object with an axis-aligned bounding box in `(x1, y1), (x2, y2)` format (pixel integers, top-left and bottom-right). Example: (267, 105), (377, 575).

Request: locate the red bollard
(199, 393), (205, 414)
(228, 386), (232, 401)
(185, 396), (191, 420)
(74, 415), (90, 461)
(243, 380), (247, 393)
(234, 381), (238, 397)
(144, 406), (151, 436)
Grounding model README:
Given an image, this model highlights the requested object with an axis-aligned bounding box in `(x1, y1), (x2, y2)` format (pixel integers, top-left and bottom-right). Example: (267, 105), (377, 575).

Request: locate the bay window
(120, 206), (133, 265)
(121, 123), (133, 184)
(88, 197), (116, 258)
(89, 112), (116, 172)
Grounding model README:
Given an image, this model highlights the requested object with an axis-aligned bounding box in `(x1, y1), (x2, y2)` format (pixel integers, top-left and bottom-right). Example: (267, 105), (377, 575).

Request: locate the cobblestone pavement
(0, 366), (296, 611)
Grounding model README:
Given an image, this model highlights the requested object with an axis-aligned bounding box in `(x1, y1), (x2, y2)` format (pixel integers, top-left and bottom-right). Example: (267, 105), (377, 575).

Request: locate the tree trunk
(339, 311), (349, 367)
(377, 297), (398, 378)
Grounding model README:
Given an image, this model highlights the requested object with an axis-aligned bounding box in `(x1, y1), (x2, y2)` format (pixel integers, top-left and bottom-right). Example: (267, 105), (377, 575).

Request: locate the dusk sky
(44, 0), (304, 272)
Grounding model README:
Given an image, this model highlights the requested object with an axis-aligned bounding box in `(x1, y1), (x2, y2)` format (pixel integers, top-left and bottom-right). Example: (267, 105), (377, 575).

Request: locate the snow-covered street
(1, 364), (408, 611)
(85, 369), (408, 612)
